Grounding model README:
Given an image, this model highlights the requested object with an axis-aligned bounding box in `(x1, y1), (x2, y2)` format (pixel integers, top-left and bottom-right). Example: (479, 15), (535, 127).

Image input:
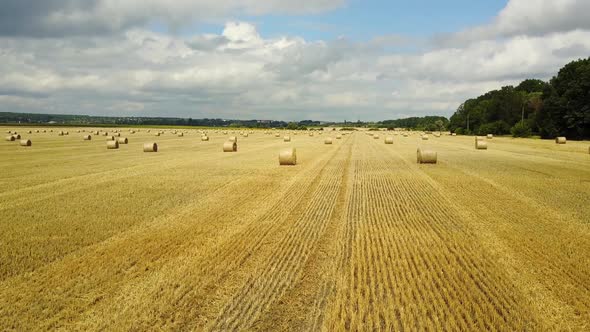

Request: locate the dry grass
(0, 127), (589, 331)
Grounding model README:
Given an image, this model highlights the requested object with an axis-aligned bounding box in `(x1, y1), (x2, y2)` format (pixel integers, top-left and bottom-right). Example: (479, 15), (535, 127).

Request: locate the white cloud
(0, 0), (345, 37)
(438, 0), (590, 45)
(0, 0), (588, 121)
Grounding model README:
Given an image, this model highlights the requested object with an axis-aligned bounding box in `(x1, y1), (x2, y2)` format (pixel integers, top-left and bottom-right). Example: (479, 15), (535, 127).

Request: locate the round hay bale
(402, 133), (408, 137)
(76, 130), (80, 133)
(421, 135), (429, 140)
(106, 140), (119, 149)
(324, 137), (333, 144)
(284, 136), (291, 142)
(373, 135), (379, 139)
(114, 133), (121, 137)
(178, 133), (184, 137)
(243, 133), (249, 137)
(336, 134), (342, 139)
(130, 130), (135, 134)
(309, 133), (314, 137)
(83, 135), (92, 140)
(475, 140), (488, 150)
(6, 130), (11, 134)
(228, 136), (237, 143)
(13, 134), (21, 139)
(279, 148), (297, 165)
(58, 131), (64, 136)
(154, 132), (160, 136)
(106, 136), (115, 141)
(385, 136), (394, 144)
(451, 133), (457, 136)
(201, 136), (209, 141)
(117, 137), (128, 144)
(143, 142), (158, 152)
(35, 130), (39, 133)
(20, 139), (32, 147)
(417, 148), (437, 164)
(487, 134), (493, 139)
(5, 135), (15, 141)
(28, 130), (32, 134)
(102, 132), (108, 136)
(275, 133), (280, 138)
(64, 131), (69, 135)
(434, 133), (441, 138)
(223, 141), (237, 152)
(555, 137), (566, 144)
(94, 131), (99, 135)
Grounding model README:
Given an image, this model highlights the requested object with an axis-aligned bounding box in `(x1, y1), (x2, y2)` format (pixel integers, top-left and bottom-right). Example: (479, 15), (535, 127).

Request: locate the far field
(0, 127), (589, 331)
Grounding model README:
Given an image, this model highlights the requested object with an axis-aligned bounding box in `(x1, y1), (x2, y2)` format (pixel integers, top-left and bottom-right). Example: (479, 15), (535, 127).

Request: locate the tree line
(449, 57), (590, 139)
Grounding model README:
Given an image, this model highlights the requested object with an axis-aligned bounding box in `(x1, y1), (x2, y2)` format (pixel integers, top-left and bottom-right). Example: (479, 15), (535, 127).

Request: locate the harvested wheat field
(0, 128), (589, 331)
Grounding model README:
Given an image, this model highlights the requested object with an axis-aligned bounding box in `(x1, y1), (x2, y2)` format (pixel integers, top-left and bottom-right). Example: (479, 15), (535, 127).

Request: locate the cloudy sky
(1, 0), (589, 121)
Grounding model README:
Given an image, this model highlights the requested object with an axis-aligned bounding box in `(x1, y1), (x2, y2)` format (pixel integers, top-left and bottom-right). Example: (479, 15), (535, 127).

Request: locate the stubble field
(0, 127), (589, 331)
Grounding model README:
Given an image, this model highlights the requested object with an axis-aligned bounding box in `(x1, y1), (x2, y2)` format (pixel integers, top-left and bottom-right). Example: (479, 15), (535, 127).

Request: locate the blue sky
(191, 0), (508, 41)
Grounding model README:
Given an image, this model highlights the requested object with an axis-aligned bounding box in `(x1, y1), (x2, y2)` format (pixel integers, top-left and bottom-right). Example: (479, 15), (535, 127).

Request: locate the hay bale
(417, 148), (437, 164)
(421, 135), (429, 140)
(28, 130), (32, 134)
(284, 136), (291, 142)
(102, 132), (108, 136)
(487, 134), (493, 139)
(83, 135), (92, 140)
(35, 130), (39, 133)
(336, 134), (342, 139)
(178, 133), (184, 137)
(6, 130), (11, 134)
(373, 135), (379, 139)
(94, 131), (99, 135)
(229, 136), (237, 143)
(5, 136), (15, 141)
(154, 132), (160, 136)
(434, 133), (441, 138)
(309, 133), (314, 137)
(58, 131), (64, 136)
(451, 133), (457, 136)
(106, 136), (115, 141)
(279, 148), (297, 165)
(555, 137), (566, 144)
(223, 141), (237, 152)
(385, 136), (394, 144)
(143, 142), (158, 152)
(117, 137), (128, 144)
(130, 130), (136, 134)
(403, 133), (408, 137)
(20, 139), (32, 147)
(76, 130), (80, 133)
(13, 134), (21, 139)
(114, 133), (121, 137)
(243, 133), (249, 137)
(201, 136), (209, 141)
(107, 140), (119, 149)
(475, 140), (488, 150)
(275, 133), (280, 137)
(324, 137), (333, 144)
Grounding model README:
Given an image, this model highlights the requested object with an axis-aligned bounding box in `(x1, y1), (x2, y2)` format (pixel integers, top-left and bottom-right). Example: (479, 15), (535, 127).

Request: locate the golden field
(0, 127), (589, 331)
